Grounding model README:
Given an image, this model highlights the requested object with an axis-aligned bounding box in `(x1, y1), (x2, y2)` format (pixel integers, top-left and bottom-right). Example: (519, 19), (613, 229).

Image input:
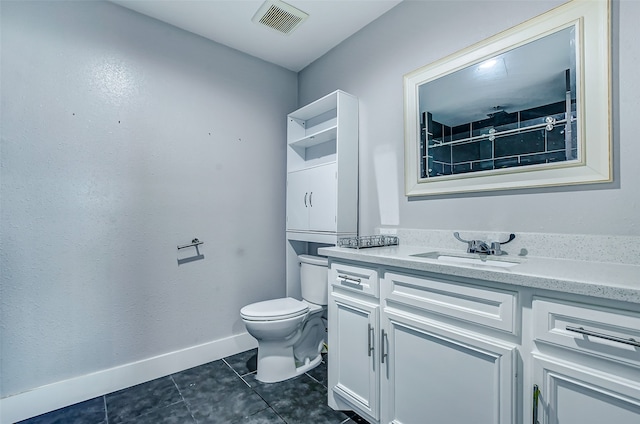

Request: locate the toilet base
(255, 342), (323, 383)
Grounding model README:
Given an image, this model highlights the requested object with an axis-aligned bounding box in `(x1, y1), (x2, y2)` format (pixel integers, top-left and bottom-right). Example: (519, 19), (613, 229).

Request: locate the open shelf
(288, 91), (339, 121)
(289, 125), (337, 148)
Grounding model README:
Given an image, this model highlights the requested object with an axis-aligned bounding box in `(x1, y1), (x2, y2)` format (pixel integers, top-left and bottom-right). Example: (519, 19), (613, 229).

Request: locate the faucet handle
(454, 232), (515, 255)
(453, 232), (472, 244)
(490, 234), (516, 255)
(453, 232), (482, 253)
(496, 233), (516, 245)
(453, 232), (473, 253)
(490, 241), (503, 256)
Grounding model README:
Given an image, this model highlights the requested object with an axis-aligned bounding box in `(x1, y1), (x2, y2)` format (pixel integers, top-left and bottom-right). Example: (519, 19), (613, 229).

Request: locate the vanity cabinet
(286, 90), (358, 243)
(380, 311), (517, 424)
(380, 272), (517, 424)
(328, 262), (518, 424)
(531, 298), (640, 424)
(328, 262), (381, 421)
(326, 257), (640, 424)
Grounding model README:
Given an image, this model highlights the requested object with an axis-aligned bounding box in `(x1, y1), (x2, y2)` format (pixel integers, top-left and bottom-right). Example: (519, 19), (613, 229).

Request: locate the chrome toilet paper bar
(177, 238), (204, 250)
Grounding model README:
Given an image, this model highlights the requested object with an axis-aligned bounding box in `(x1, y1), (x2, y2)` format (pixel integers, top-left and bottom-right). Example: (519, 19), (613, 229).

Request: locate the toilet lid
(240, 297), (309, 321)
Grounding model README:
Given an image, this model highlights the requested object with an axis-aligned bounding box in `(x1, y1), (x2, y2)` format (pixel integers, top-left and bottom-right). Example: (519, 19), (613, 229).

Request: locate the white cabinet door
(533, 354), (640, 424)
(286, 169), (310, 232)
(328, 291), (379, 421)
(306, 163), (336, 232)
(286, 163), (336, 233)
(380, 310), (517, 424)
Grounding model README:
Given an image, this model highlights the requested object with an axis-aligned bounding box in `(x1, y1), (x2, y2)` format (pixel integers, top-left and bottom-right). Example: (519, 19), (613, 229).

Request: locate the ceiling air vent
(252, 0), (309, 35)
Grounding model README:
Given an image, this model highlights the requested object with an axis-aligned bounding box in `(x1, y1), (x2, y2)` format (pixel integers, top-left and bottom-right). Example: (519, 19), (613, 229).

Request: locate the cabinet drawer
(330, 262), (379, 298)
(384, 272), (517, 334)
(533, 297), (640, 368)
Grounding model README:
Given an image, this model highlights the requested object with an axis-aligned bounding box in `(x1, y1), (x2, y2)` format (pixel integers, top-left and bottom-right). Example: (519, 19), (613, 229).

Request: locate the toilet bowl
(240, 254), (328, 383)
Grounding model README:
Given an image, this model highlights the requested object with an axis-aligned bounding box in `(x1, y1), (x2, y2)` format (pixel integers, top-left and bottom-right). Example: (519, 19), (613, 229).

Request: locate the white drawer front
(383, 272), (518, 334)
(330, 262), (379, 298)
(533, 297), (640, 367)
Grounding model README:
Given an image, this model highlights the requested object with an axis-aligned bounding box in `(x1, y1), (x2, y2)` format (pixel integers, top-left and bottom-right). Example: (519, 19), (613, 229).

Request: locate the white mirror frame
(404, 0), (611, 197)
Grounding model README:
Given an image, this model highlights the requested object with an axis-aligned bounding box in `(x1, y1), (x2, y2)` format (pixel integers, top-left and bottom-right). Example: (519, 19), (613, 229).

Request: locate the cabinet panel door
(328, 292), (379, 420)
(533, 354), (640, 424)
(286, 170), (309, 231)
(381, 310), (516, 424)
(307, 163), (337, 232)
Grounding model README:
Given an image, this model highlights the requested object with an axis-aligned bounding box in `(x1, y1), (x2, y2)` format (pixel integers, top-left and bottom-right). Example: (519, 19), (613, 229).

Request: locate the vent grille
(253, 0), (309, 35)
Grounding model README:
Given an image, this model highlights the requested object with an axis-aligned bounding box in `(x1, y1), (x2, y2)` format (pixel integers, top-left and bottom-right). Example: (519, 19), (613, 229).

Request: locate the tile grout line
(304, 371), (324, 387)
(221, 358), (252, 388)
(103, 395), (109, 424)
(225, 353), (340, 423)
(170, 375), (198, 424)
(222, 357), (287, 423)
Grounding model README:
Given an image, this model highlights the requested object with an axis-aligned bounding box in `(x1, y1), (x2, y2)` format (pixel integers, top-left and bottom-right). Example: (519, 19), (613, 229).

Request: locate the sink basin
(410, 251), (521, 268)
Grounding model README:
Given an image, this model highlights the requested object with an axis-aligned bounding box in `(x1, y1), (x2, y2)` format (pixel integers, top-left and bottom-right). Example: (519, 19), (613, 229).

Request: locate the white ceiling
(110, 0), (403, 72)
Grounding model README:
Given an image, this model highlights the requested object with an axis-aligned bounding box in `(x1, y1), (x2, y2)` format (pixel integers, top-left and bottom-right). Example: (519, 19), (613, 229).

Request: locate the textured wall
(0, 1), (296, 397)
(299, 0), (639, 237)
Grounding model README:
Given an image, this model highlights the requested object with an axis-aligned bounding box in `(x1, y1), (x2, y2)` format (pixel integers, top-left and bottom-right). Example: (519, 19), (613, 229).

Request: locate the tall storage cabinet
(285, 90), (358, 299)
(286, 90), (358, 241)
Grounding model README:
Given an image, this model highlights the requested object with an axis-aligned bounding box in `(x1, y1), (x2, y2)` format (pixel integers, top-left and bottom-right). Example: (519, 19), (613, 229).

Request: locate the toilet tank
(299, 254), (328, 305)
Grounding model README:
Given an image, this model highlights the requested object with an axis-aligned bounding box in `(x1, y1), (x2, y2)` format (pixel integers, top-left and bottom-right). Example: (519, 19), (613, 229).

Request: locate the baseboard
(0, 333), (257, 424)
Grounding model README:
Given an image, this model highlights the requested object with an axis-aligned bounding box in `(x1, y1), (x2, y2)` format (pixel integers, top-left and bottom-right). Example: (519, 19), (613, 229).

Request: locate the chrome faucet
(453, 232), (516, 255)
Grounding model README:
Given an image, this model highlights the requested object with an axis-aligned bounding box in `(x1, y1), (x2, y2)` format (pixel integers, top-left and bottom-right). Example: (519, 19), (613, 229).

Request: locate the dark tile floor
(18, 349), (368, 424)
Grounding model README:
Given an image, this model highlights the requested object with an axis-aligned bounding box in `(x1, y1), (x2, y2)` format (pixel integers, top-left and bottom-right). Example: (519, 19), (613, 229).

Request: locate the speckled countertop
(318, 244), (640, 305)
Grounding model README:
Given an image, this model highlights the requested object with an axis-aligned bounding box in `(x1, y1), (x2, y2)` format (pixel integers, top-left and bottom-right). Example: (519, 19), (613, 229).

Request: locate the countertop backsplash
(377, 228), (640, 266)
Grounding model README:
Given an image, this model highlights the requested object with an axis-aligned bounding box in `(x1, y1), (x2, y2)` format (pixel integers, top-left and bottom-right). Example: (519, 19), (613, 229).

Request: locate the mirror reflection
(418, 26), (577, 179)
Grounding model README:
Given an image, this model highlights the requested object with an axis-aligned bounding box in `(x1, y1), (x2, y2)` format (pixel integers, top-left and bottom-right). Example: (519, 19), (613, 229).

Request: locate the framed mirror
(404, 0), (611, 196)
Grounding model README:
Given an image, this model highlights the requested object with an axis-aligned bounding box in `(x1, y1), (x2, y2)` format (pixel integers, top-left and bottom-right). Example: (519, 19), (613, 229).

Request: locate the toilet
(240, 254), (328, 383)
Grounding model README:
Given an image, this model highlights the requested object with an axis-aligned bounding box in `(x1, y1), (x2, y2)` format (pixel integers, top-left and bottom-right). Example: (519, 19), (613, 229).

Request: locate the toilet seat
(240, 297), (309, 321)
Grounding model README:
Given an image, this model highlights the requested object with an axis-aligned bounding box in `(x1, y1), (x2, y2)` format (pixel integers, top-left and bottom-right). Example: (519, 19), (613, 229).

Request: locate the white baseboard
(0, 333), (257, 424)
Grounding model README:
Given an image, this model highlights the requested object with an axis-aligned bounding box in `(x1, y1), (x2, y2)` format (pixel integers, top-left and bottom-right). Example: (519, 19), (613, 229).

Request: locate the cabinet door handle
(532, 384), (540, 424)
(368, 324), (374, 357)
(309, 191), (313, 207)
(304, 192), (308, 207)
(338, 274), (361, 284)
(381, 329), (388, 363)
(565, 325), (640, 347)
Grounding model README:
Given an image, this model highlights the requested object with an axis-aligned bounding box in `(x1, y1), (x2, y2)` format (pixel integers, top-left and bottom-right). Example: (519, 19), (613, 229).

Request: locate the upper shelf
(288, 91), (342, 121)
(289, 125), (337, 148)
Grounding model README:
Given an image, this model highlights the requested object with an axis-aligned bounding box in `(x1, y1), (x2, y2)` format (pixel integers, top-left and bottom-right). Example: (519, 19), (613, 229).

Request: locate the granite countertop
(318, 245), (640, 305)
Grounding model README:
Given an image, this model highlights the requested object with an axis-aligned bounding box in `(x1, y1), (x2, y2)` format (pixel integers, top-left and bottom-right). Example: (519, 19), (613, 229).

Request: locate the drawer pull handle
(368, 324), (374, 357)
(565, 326), (640, 347)
(338, 274), (362, 284)
(532, 384), (540, 424)
(381, 329), (388, 364)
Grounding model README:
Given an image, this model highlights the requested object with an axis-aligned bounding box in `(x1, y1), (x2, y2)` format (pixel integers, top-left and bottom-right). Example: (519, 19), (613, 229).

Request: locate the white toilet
(240, 254), (328, 383)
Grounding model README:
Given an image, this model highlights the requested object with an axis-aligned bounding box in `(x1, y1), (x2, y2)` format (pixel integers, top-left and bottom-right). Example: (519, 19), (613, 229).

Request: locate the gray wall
(0, 1), (296, 398)
(299, 0), (638, 237)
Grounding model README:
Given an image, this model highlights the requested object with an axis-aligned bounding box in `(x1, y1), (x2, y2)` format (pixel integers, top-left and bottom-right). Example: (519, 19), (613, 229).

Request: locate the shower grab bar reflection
(428, 116), (571, 148)
(177, 238), (204, 250)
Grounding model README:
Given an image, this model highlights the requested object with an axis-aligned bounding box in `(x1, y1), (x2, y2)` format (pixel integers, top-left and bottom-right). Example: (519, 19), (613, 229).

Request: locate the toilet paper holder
(177, 238), (204, 250)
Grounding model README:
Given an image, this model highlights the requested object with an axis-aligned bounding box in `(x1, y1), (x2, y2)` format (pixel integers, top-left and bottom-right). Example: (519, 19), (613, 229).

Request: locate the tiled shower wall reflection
(420, 100), (578, 178)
